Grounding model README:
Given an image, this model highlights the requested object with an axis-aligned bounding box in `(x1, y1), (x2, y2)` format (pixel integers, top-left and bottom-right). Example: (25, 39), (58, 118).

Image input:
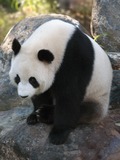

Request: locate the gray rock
(110, 70), (120, 107)
(0, 106), (32, 136)
(91, 0), (120, 52)
(0, 14), (120, 160)
(0, 60), (31, 111)
(0, 107), (120, 160)
(108, 52), (120, 70)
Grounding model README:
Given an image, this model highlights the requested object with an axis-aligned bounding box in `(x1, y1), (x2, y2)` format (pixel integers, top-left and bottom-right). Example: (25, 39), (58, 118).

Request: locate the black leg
(27, 89), (54, 125)
(32, 89), (53, 111)
(49, 94), (81, 145)
(27, 112), (39, 125)
(49, 126), (72, 145)
(37, 105), (54, 124)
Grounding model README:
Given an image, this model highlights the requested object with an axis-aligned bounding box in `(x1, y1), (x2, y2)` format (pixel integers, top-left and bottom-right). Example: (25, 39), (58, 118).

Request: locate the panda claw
(27, 105), (54, 125)
(27, 113), (39, 125)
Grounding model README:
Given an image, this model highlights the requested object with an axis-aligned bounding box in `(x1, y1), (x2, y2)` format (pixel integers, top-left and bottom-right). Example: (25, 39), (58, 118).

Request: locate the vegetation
(0, 0), (92, 43)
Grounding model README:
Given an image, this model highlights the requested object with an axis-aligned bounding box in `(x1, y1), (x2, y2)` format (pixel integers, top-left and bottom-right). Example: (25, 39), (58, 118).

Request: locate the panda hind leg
(79, 100), (108, 124)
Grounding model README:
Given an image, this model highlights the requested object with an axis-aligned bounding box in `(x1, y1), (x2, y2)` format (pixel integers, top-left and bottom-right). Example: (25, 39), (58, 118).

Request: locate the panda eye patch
(29, 77), (39, 88)
(15, 74), (20, 84)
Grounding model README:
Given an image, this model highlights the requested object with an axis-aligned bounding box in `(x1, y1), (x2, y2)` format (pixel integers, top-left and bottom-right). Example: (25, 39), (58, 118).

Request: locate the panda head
(9, 20), (76, 98)
(9, 38), (55, 98)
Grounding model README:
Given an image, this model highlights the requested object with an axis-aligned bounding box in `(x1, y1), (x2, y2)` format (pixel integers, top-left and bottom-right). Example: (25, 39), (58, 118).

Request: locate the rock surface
(110, 70), (120, 108)
(0, 14), (120, 160)
(91, 0), (120, 52)
(0, 106), (120, 160)
(108, 52), (120, 70)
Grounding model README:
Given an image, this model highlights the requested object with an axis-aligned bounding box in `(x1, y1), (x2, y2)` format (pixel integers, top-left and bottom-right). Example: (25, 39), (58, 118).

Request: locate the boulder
(110, 70), (120, 108)
(108, 52), (120, 70)
(0, 106), (120, 160)
(0, 14), (120, 160)
(91, 0), (120, 52)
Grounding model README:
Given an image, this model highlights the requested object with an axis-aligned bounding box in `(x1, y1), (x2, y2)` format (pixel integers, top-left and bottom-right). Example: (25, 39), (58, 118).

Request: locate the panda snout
(21, 95), (28, 98)
(18, 82), (35, 99)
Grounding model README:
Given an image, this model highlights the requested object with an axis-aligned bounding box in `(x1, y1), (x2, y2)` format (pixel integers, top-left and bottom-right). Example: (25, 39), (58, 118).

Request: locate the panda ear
(38, 49), (54, 63)
(12, 38), (21, 56)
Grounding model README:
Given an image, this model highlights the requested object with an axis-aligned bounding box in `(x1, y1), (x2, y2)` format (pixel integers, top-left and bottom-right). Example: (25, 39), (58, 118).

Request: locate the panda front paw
(27, 113), (39, 125)
(39, 105), (54, 124)
(27, 105), (54, 125)
(49, 127), (71, 145)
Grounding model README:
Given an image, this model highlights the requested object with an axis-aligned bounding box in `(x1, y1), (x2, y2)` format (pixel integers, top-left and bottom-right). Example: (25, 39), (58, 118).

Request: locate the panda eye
(29, 77), (39, 88)
(15, 74), (20, 84)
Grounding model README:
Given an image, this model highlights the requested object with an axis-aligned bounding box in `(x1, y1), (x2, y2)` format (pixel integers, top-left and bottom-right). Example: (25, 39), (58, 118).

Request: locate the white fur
(84, 35), (113, 117)
(9, 20), (76, 98)
(18, 82), (37, 97)
(21, 19), (75, 72)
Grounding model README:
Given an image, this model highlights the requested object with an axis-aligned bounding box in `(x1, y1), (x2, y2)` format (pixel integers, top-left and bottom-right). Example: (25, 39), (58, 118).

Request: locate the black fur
(27, 89), (53, 125)
(27, 112), (39, 125)
(27, 28), (95, 144)
(12, 38), (21, 55)
(38, 105), (54, 124)
(49, 127), (72, 145)
(27, 105), (54, 125)
(14, 74), (20, 84)
(29, 77), (39, 88)
(38, 49), (54, 63)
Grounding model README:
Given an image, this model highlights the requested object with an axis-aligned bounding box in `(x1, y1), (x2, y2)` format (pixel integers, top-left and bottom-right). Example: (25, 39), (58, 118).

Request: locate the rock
(108, 52), (120, 70)
(110, 70), (120, 108)
(0, 107), (120, 160)
(0, 55), (31, 111)
(0, 106), (32, 136)
(91, 0), (120, 52)
(0, 14), (120, 160)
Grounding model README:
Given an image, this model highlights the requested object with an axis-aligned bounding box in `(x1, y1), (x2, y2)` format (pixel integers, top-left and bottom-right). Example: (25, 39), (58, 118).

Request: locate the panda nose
(21, 96), (28, 98)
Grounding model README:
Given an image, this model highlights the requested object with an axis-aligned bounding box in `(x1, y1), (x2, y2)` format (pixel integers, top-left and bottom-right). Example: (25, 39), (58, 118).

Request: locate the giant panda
(9, 19), (113, 145)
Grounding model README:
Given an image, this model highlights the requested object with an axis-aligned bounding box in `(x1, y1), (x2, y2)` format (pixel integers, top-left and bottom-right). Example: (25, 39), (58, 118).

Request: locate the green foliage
(19, 0), (58, 15)
(1, 0), (58, 13)
(0, 0), (92, 43)
(0, 0), (12, 8)
(0, 0), (17, 11)
(93, 33), (108, 41)
(0, 6), (20, 43)
(0, 0), (58, 43)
